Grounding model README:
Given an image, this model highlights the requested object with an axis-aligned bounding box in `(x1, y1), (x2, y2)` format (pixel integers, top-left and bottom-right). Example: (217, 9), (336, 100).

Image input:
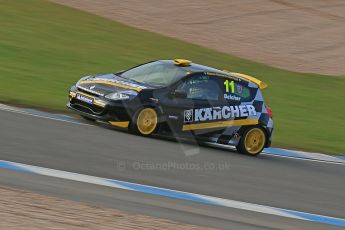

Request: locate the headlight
(105, 92), (130, 100)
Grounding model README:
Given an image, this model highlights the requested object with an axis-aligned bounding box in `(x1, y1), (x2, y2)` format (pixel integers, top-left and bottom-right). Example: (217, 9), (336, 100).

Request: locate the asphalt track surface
(0, 108), (344, 229)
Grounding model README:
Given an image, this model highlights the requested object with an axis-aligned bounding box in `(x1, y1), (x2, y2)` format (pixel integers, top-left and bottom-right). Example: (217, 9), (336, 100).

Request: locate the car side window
(176, 75), (221, 101)
(223, 79), (253, 102)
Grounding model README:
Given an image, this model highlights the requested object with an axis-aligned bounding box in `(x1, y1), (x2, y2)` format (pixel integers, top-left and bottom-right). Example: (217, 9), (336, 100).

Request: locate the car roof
(158, 60), (267, 89)
(159, 59), (229, 75)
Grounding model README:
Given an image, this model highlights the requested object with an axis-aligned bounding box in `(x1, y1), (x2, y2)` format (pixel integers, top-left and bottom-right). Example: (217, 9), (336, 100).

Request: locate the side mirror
(171, 90), (187, 98)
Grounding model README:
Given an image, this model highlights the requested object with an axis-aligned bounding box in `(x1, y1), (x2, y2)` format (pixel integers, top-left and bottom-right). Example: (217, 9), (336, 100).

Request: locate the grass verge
(0, 0), (344, 155)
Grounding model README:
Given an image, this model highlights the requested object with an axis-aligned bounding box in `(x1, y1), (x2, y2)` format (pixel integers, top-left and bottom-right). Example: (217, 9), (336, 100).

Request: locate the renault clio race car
(67, 59), (273, 155)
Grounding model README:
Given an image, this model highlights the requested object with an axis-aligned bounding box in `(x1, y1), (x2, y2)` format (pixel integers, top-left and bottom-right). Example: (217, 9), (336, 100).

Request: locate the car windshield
(120, 61), (188, 87)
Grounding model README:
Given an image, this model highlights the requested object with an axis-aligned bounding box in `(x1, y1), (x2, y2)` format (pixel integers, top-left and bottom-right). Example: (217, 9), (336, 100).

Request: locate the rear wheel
(130, 108), (158, 136)
(237, 127), (267, 156)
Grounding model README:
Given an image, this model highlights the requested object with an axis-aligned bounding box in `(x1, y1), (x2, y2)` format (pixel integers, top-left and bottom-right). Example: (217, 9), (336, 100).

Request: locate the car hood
(77, 73), (149, 96)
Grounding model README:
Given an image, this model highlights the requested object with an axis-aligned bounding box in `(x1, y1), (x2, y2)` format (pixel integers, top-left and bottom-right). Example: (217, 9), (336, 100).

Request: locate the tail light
(266, 106), (273, 118)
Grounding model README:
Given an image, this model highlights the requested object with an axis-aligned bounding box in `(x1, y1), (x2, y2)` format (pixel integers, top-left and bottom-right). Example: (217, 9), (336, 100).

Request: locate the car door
(160, 73), (224, 133)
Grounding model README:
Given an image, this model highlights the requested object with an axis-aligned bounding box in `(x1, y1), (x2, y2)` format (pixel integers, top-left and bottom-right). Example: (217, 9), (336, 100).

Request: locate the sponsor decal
(76, 93), (94, 104)
(184, 109), (194, 122)
(184, 105), (256, 123)
(224, 94), (240, 101)
(237, 84), (243, 94)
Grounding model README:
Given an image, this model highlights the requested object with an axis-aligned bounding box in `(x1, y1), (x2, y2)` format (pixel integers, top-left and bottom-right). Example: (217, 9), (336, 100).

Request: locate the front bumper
(67, 90), (134, 125)
(67, 102), (111, 120)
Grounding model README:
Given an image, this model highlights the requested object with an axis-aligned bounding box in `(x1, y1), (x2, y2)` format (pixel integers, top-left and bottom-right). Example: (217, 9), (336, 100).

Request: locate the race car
(67, 59), (273, 155)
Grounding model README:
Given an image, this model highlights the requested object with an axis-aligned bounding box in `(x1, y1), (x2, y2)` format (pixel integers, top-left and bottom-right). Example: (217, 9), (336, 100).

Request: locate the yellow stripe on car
(69, 92), (77, 98)
(109, 121), (130, 128)
(93, 100), (106, 108)
(75, 91), (95, 98)
(182, 118), (258, 131)
(80, 80), (143, 92)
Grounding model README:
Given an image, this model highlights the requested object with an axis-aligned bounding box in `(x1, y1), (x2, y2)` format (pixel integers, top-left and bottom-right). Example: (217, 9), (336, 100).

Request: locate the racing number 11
(224, 80), (235, 93)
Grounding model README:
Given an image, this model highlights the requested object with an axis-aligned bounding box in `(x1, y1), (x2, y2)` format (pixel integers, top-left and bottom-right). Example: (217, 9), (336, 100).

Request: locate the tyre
(237, 127), (267, 156)
(130, 107), (158, 136)
(80, 115), (96, 122)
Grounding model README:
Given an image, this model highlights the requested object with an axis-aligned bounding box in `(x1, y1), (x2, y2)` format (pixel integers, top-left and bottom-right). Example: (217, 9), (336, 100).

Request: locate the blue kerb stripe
(0, 161), (32, 173)
(280, 209), (345, 227)
(109, 180), (216, 205)
(265, 148), (345, 164)
(1, 159), (345, 228)
(264, 148), (308, 158)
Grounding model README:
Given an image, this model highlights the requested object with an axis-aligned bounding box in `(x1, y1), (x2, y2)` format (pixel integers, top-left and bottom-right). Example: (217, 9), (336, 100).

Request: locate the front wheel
(237, 127), (267, 156)
(130, 107), (158, 136)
